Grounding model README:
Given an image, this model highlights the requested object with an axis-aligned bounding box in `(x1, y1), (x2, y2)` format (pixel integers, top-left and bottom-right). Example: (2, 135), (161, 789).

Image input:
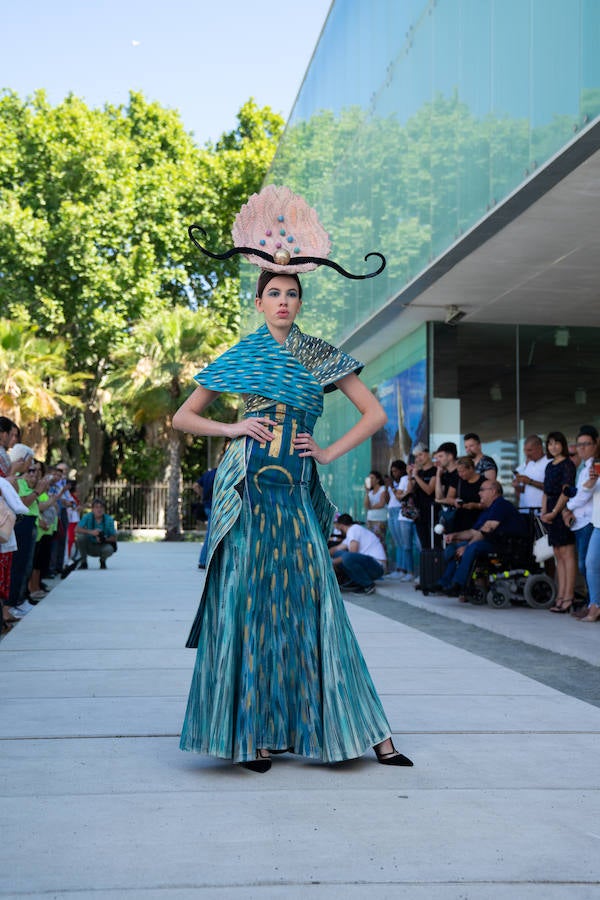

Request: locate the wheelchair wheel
(523, 573), (556, 609)
(487, 582), (512, 608)
(468, 580), (487, 605)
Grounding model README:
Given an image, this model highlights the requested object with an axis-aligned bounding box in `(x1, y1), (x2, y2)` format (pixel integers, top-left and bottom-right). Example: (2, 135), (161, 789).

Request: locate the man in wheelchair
(437, 481), (529, 602)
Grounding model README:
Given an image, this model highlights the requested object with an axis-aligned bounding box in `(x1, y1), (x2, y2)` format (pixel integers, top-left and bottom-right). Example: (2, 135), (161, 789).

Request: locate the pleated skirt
(180, 405), (391, 763)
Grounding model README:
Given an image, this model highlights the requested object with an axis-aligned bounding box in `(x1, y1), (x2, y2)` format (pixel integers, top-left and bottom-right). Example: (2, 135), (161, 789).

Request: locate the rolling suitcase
(419, 506), (445, 595)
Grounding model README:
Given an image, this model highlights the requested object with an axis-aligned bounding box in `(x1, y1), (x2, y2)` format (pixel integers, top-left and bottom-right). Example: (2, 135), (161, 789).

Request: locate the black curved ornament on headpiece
(188, 225), (386, 281)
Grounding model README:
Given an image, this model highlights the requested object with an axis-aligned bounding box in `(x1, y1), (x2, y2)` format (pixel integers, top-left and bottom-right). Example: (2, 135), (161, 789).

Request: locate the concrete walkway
(1, 542), (599, 898)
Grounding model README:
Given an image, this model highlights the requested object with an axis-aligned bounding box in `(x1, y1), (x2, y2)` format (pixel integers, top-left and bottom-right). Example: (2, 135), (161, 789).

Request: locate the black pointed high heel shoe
(375, 746), (414, 767)
(239, 750), (272, 773)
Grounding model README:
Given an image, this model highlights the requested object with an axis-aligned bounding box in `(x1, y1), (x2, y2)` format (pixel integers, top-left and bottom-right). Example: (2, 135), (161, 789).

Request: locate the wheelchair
(461, 528), (557, 610)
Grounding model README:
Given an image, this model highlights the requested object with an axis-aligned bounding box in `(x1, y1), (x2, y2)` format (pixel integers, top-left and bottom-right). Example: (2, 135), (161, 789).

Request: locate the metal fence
(92, 481), (202, 531)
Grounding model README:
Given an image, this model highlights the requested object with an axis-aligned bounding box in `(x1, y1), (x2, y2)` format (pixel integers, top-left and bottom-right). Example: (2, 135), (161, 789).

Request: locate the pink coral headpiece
(188, 184), (385, 280)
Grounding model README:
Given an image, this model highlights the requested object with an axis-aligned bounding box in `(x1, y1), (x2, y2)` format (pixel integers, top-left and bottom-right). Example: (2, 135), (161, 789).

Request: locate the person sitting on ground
(330, 513), (386, 595)
(436, 481), (528, 600)
(75, 498), (117, 570)
(463, 432), (497, 482)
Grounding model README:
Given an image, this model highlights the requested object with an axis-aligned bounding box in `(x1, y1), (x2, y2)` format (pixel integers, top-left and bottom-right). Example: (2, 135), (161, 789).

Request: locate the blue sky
(0, 0), (332, 145)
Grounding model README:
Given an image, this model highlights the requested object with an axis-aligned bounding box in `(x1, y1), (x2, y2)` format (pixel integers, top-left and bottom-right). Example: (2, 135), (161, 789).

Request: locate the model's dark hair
(463, 432), (480, 443)
(256, 269), (302, 299)
(546, 431), (569, 457)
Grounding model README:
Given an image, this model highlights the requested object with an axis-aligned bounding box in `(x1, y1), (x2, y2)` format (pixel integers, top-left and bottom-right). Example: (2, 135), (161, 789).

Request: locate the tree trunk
(78, 406), (105, 503)
(164, 427), (184, 540)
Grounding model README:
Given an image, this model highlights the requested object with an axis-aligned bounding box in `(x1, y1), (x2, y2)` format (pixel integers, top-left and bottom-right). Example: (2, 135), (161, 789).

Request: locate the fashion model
(173, 186), (413, 772)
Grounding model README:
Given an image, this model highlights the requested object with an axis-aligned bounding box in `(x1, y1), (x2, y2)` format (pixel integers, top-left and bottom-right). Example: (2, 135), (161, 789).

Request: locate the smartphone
(408, 453), (415, 465)
(593, 459), (600, 476)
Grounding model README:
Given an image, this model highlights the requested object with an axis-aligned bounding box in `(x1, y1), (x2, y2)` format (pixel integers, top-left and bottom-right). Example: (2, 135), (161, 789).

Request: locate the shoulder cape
(194, 324), (363, 417)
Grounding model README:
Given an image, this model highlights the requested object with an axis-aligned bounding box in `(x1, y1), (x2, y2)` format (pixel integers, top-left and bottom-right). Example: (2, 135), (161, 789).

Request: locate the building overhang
(343, 116), (600, 362)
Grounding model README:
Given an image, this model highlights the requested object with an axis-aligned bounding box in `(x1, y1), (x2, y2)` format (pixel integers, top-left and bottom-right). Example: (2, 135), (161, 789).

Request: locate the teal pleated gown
(180, 324), (392, 763)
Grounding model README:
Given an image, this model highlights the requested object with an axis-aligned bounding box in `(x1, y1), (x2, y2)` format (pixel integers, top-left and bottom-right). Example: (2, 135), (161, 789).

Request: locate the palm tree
(108, 305), (235, 539)
(0, 318), (86, 427)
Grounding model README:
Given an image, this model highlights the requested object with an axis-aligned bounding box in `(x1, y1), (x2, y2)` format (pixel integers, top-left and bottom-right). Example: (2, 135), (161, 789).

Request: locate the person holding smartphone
(574, 459), (600, 622)
(564, 425), (599, 616)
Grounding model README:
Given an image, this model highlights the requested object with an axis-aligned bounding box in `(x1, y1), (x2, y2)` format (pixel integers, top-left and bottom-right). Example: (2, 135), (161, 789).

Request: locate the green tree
(107, 305), (236, 538)
(0, 317), (87, 430)
(0, 90), (283, 499)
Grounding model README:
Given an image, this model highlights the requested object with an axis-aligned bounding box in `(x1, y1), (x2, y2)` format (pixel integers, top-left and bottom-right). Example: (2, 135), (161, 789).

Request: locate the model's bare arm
(294, 372), (386, 465)
(172, 386), (277, 443)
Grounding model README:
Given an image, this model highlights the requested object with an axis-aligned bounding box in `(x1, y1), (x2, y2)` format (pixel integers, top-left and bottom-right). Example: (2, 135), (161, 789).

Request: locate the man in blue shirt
(75, 498), (117, 569)
(440, 481), (527, 598)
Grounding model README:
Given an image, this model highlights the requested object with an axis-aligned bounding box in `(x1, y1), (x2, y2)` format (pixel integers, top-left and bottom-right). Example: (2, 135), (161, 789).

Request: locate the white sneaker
(401, 573), (414, 582)
(385, 571), (403, 579)
(9, 602), (34, 618)
(413, 576), (420, 586)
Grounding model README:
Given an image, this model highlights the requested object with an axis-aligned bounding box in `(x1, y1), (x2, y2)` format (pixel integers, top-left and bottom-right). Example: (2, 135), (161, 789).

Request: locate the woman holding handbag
(541, 431), (577, 613)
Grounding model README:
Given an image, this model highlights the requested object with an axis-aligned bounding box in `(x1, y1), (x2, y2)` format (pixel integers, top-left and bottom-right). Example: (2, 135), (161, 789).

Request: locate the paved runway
(1, 542), (599, 898)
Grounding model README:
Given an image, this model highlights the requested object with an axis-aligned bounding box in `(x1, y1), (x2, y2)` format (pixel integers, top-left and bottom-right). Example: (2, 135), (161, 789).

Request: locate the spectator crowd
(0, 415), (117, 636)
(332, 427), (600, 622)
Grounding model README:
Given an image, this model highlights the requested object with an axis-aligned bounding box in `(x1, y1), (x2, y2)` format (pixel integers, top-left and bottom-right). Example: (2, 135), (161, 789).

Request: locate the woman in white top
(394, 463), (419, 581)
(386, 460), (407, 577)
(579, 463), (600, 622)
(364, 470), (389, 544)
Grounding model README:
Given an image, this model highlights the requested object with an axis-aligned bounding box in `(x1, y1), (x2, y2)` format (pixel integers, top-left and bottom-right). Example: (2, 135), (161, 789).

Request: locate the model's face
(464, 439), (480, 458)
(255, 276), (302, 340)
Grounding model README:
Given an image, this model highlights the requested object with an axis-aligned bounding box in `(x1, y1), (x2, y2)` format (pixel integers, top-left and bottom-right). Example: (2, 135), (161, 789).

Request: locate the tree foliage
(0, 90), (283, 507)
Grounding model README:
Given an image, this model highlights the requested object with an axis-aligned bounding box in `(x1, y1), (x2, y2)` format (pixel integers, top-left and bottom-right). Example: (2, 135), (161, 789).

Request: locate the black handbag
(400, 496), (420, 521)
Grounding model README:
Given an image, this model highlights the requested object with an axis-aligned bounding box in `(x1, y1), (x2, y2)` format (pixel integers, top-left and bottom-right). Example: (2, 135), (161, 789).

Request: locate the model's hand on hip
(227, 417), (278, 442)
(294, 432), (331, 464)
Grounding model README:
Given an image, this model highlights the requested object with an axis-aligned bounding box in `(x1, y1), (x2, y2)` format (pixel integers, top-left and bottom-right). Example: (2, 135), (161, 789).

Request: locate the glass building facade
(241, 0), (600, 514)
